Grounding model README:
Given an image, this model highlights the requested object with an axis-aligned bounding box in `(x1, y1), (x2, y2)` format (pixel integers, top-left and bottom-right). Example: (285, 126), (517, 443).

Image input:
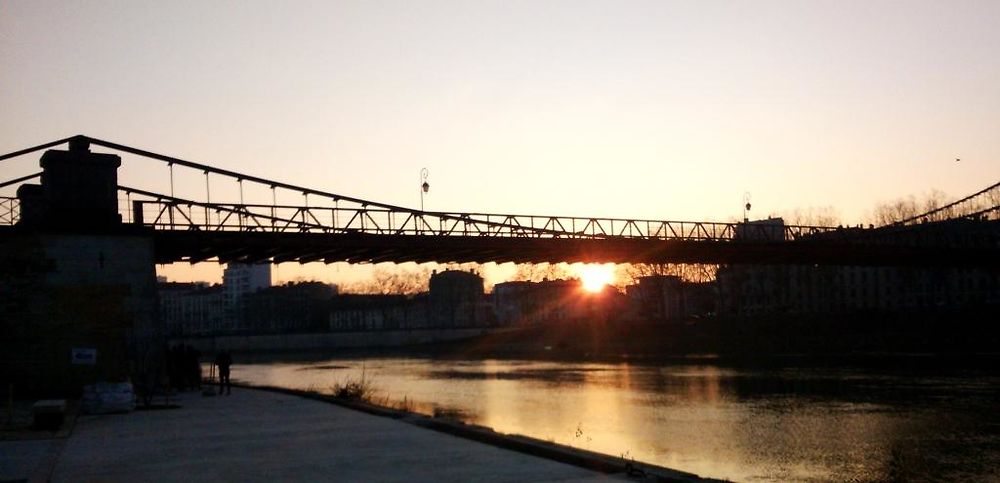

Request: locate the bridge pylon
(1, 138), (161, 399)
(16, 135), (123, 229)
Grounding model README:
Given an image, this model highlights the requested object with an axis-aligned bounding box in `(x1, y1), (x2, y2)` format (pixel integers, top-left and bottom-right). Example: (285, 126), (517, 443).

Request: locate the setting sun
(579, 264), (615, 293)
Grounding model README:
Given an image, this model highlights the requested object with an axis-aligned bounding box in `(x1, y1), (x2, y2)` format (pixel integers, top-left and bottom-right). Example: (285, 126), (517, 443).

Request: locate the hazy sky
(2, 1), (999, 284)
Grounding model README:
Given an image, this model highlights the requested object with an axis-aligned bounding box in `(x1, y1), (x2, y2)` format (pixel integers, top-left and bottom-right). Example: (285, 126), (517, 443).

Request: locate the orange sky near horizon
(156, 261), (622, 294)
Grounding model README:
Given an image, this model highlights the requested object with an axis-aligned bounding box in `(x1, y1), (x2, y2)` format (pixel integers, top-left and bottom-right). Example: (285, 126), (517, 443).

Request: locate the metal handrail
(0, 197), (20, 225)
(125, 196), (848, 242)
(894, 180), (1000, 226)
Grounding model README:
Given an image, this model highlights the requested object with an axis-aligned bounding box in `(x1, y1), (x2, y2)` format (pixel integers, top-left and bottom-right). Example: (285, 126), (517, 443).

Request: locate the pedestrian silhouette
(215, 350), (232, 395)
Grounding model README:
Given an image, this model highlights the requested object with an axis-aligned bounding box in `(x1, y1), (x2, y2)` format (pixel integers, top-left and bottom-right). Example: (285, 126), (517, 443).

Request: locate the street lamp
(420, 168), (430, 212)
(743, 192), (752, 222)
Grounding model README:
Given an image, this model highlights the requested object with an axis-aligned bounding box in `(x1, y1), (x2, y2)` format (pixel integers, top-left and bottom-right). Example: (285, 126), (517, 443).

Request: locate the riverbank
(170, 327), (509, 353)
(2, 385), (717, 482)
(174, 306), (1000, 363)
(414, 308), (1000, 362)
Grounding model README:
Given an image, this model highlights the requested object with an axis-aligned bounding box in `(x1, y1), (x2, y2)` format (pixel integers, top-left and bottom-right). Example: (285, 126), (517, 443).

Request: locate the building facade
(222, 263), (271, 329)
(492, 279), (624, 325)
(717, 218), (1000, 315)
(428, 269), (489, 327)
(328, 294), (428, 331)
(717, 264), (1000, 316)
(626, 275), (686, 320)
(243, 281), (336, 333)
(159, 282), (225, 336)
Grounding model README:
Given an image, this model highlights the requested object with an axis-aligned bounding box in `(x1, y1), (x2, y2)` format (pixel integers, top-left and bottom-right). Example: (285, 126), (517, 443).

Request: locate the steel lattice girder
(148, 229), (1000, 267)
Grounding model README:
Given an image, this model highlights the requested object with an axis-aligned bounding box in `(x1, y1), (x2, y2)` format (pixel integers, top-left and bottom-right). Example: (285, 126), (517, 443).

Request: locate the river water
(233, 357), (1000, 482)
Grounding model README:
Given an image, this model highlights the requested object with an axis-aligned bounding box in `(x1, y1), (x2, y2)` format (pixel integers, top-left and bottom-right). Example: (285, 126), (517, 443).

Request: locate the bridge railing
(2, 184), (847, 242)
(0, 197), (18, 225)
(125, 193), (843, 242)
(890, 179), (1000, 227)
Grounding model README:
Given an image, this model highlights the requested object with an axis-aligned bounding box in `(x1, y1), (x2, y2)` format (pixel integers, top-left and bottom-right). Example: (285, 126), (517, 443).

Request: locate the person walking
(214, 350), (232, 395)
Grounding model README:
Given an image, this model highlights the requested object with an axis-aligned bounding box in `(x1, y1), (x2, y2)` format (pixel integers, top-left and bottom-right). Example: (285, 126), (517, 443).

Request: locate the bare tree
(921, 189), (951, 221)
(509, 263), (574, 282)
(342, 266), (432, 295)
(868, 189), (954, 226)
(987, 188), (1000, 212)
(619, 263), (718, 285)
(870, 195), (919, 226)
(441, 262), (483, 274)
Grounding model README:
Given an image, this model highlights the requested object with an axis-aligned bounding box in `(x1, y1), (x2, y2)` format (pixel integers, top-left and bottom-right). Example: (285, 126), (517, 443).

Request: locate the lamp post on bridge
(420, 168), (430, 212)
(743, 192), (752, 223)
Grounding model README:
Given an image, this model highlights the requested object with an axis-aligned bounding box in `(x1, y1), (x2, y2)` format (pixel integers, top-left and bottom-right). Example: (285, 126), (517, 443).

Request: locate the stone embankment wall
(172, 327), (500, 352)
(1, 233), (160, 396)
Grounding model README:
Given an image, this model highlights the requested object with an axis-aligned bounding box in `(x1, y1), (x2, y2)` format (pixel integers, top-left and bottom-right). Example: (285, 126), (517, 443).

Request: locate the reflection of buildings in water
(474, 361), (731, 469)
(723, 370), (941, 482)
(615, 362), (634, 392)
(620, 365), (909, 481)
(602, 364), (745, 480)
(472, 361), (584, 445)
(730, 398), (912, 482)
(472, 359), (513, 429)
(465, 361), (639, 456)
(680, 366), (723, 406)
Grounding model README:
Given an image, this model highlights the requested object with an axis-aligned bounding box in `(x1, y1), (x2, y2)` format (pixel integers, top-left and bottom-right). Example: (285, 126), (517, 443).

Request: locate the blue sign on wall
(71, 348), (97, 365)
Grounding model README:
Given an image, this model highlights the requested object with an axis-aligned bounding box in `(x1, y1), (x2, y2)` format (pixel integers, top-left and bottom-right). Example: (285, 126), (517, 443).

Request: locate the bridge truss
(1, 135), (998, 266)
(895, 180), (1000, 226)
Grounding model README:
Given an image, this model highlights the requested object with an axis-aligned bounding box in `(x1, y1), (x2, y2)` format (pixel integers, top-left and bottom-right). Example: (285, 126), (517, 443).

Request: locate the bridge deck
(1, 224), (996, 266)
(154, 228), (1000, 266)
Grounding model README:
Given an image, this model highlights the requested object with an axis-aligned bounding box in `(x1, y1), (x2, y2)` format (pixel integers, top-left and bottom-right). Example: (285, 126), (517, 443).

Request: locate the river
(231, 356), (1000, 482)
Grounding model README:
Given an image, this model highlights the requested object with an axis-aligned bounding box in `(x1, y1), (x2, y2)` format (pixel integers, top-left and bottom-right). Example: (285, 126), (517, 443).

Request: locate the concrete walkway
(36, 388), (635, 482)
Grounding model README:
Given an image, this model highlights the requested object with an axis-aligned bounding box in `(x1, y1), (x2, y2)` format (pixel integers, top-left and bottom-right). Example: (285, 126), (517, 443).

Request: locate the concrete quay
(2, 387), (716, 482)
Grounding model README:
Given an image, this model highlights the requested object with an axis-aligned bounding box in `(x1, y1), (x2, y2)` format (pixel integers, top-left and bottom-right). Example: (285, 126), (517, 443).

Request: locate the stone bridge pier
(1, 137), (162, 398)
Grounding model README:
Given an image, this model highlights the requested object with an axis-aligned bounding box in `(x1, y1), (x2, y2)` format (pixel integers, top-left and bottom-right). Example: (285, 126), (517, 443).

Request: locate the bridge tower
(16, 136), (122, 228)
(1, 137), (162, 399)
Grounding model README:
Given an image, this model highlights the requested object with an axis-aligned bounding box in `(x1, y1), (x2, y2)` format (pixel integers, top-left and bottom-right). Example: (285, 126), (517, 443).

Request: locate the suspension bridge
(1, 135), (998, 267)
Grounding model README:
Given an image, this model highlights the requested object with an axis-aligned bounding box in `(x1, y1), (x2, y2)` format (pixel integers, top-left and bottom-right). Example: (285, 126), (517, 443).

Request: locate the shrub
(330, 368), (375, 401)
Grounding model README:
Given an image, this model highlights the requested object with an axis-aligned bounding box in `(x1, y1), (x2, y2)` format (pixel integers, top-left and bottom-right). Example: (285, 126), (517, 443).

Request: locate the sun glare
(579, 264), (615, 293)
